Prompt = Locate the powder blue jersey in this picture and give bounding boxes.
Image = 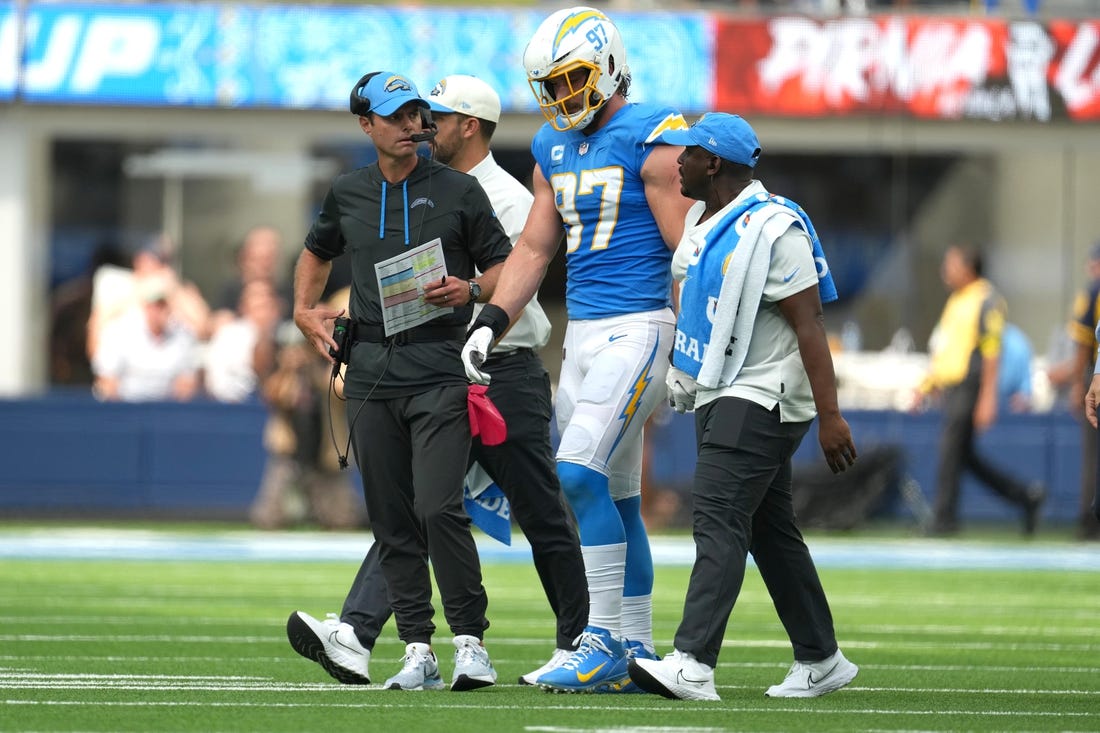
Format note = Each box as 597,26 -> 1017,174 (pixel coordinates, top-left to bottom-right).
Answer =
531,103 -> 687,320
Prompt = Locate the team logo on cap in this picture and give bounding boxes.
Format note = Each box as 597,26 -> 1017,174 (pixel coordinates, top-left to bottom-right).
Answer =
384,76 -> 413,93
430,79 -> 447,97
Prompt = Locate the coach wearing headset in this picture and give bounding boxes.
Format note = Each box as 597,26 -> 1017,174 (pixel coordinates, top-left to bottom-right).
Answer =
291,70 -> 511,691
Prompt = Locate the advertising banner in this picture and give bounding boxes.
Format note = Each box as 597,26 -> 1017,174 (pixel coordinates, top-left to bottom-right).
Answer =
714,15 -> 1100,122
0,3 -> 711,112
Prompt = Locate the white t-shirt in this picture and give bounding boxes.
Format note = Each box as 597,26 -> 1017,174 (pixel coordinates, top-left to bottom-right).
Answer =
671,182 -> 820,422
92,307 -> 200,402
204,318 -> 260,402
467,153 -> 552,353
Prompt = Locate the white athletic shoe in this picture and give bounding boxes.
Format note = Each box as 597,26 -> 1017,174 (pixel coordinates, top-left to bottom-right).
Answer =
286,611 -> 370,684
518,648 -> 572,686
450,635 -> 497,691
384,642 -> 445,691
765,649 -> 859,698
627,649 -> 720,701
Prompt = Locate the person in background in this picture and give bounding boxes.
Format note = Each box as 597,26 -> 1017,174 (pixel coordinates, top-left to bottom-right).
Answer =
87,234 -> 212,358
286,74 -> 588,688
291,70 -> 511,692
1080,319 -> 1100,527
624,112 -> 859,702
460,6 -> 694,693
204,278 -> 283,403
997,322 -> 1033,414
914,244 -> 1046,536
49,241 -> 130,387
212,225 -> 288,331
1048,241 -> 1100,540
91,275 -> 201,402
249,317 -> 364,531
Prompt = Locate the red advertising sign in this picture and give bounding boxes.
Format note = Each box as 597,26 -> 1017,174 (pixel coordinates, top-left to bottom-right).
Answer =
714,15 -> 1100,122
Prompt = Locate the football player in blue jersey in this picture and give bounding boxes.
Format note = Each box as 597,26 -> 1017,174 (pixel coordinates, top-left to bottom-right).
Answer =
461,6 -> 693,693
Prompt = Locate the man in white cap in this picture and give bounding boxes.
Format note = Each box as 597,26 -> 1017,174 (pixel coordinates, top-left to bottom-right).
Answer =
287,74 -> 589,689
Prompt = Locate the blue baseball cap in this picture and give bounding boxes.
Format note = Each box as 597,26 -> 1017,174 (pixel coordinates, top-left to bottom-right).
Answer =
357,72 -> 429,116
657,113 -> 761,168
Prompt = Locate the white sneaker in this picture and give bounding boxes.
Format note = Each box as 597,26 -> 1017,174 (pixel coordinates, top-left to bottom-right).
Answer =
451,634 -> 496,691
384,642 -> 445,691
286,611 -> 370,684
518,648 -> 572,686
627,649 -> 720,701
765,649 -> 858,698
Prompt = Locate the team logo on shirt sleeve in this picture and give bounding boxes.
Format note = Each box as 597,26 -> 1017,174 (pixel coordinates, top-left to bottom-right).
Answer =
644,113 -> 689,144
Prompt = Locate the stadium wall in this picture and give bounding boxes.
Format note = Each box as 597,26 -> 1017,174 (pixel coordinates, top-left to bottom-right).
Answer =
0,396 -> 1083,528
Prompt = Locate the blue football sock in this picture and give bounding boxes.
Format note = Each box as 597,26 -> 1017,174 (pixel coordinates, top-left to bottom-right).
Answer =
557,461 -> 624,545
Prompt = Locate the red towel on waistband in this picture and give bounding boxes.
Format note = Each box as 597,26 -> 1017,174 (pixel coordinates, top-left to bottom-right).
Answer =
467,384 -> 507,446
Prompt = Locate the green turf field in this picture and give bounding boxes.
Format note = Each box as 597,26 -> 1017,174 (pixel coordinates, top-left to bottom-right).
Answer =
2,526 -> 1098,732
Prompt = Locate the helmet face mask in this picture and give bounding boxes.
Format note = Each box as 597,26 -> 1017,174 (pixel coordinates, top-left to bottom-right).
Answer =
523,7 -> 626,132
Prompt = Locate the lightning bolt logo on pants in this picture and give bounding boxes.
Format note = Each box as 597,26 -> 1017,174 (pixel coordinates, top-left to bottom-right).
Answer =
609,337 -> 659,454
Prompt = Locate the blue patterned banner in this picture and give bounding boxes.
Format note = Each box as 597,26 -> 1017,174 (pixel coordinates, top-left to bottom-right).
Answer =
0,3 -> 711,111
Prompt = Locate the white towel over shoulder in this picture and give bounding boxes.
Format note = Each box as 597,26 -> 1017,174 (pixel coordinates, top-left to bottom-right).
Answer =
695,204 -> 801,389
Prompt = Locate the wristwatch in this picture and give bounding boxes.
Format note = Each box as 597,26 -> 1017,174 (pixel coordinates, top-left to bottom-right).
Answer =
467,280 -> 482,305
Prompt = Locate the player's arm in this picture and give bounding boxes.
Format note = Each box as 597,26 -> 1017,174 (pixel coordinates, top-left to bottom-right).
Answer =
641,144 -> 693,250
473,262 -> 504,303
487,163 -> 564,322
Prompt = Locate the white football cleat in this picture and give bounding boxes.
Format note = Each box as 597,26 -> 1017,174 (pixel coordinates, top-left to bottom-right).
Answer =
765,649 -> 858,698
628,649 -> 720,701
384,642 -> 445,691
450,635 -> 497,691
286,611 -> 370,684
518,648 -> 572,686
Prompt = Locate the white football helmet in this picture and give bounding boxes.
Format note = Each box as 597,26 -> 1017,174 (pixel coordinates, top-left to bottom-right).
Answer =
522,6 -> 628,132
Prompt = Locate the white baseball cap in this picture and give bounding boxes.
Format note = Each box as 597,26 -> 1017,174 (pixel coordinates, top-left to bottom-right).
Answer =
427,74 -> 501,123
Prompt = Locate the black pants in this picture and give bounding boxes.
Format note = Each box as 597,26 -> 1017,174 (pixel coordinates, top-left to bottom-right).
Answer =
347,384 -> 488,644
344,350 -> 588,650
674,397 -> 837,669
932,380 -> 1032,530
1077,374 -> 1100,535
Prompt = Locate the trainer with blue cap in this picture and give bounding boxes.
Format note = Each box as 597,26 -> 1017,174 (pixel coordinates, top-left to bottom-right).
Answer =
287,70 -> 513,693
627,112 -> 861,701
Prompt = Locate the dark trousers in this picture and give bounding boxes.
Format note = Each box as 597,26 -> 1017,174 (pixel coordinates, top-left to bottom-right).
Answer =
932,380 -> 1031,529
1078,388 -> 1100,536
674,397 -> 837,669
347,385 -> 488,644
1094,426 -> 1100,522
343,351 -> 588,650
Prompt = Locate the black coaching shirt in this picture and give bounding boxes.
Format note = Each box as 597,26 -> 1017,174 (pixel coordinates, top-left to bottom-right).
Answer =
305,157 -> 512,399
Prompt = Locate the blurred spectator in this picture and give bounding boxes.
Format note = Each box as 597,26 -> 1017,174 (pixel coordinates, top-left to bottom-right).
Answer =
249,318 -> 363,531
87,233 -> 213,358
49,241 -> 130,386
212,225 -> 289,332
912,245 -> 1045,536
1046,241 -> 1100,540
998,322 -> 1033,414
203,279 -> 283,403
91,275 -> 201,402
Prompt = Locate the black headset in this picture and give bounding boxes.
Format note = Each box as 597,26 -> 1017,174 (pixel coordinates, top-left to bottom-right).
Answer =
349,71 -> 437,142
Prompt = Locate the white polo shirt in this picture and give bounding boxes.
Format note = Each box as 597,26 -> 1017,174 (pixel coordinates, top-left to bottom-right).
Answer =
467,153 -> 551,354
